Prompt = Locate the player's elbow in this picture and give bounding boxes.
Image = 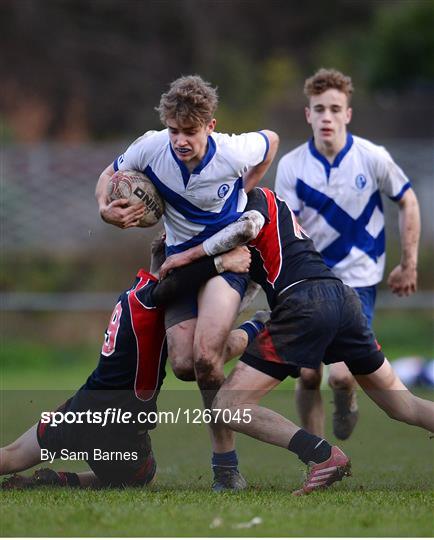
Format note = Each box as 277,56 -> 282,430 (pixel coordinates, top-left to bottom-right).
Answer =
241,220 -> 259,242
95,174 -> 104,199
96,164 -> 115,200
261,130 -> 279,159
398,188 -> 419,211
239,211 -> 264,242
262,129 -> 279,146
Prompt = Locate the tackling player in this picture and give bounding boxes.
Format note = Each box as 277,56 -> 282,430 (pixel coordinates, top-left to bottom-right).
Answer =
274,68 -> 421,440
0,247 -> 254,489
95,75 -> 279,490
160,187 -> 433,495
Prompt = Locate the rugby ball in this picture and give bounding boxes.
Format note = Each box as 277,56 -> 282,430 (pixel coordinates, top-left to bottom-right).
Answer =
107,170 -> 165,227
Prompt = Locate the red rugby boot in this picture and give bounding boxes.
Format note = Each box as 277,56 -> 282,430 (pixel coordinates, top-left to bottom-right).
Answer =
293,446 -> 351,495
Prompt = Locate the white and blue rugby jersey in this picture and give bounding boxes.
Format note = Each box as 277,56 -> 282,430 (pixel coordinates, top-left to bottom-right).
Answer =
114,129 -> 269,254
275,134 -> 411,287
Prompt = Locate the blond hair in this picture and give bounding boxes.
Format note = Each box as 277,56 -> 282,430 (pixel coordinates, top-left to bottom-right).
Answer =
304,69 -> 354,104
157,75 -> 218,127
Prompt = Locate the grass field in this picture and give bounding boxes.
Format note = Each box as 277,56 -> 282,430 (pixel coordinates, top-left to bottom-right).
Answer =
1,310 -> 433,537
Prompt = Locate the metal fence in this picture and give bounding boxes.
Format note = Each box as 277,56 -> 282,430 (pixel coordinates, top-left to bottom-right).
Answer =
1,290 -> 433,312
1,138 -> 433,252
1,139 -> 433,311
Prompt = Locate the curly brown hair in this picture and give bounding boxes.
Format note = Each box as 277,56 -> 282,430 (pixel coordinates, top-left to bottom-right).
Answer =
304,69 -> 354,104
156,75 -> 218,127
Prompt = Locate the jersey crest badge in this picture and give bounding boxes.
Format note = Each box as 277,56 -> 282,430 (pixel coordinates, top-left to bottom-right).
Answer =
218,184 -> 230,198
355,174 -> 367,190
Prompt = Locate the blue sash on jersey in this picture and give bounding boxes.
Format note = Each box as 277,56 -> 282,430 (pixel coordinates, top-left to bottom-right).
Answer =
145,166 -> 245,254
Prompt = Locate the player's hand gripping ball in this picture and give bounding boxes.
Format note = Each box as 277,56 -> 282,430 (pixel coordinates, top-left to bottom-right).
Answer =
107,170 -> 165,227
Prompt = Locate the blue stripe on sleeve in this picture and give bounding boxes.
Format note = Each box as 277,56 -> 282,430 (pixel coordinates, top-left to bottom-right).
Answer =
389,182 -> 411,202
257,131 -> 270,162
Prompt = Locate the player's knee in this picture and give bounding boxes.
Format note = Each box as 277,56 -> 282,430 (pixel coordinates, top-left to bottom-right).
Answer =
168,347 -> 194,381
171,362 -> 195,382
168,344 -> 192,363
300,368 -> 322,390
328,372 -> 355,390
194,354 -> 215,381
193,341 -> 221,379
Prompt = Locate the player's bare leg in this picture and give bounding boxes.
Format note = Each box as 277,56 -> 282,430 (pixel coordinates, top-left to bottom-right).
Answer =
225,309 -> 270,361
224,329 -> 248,361
151,231 -> 198,381
355,359 -> 434,432
213,361 -> 351,494
328,361 -> 359,440
193,276 -> 246,490
0,425 -> 97,489
0,424 -> 41,475
213,361 -> 298,444
194,277 -> 241,448
296,367 -> 325,437
167,313 -> 266,384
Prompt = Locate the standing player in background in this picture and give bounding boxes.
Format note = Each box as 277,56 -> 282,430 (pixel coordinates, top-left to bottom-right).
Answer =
95,75 -> 279,490
275,69 -> 421,440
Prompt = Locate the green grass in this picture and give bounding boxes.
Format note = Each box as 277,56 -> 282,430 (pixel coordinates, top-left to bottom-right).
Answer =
1,388 -> 433,537
1,488 -> 432,537
1,310 -> 433,536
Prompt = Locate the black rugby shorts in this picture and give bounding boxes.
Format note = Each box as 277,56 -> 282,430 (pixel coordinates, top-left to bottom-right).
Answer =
36,390 -> 156,486
241,279 -> 384,380
164,270 -> 249,329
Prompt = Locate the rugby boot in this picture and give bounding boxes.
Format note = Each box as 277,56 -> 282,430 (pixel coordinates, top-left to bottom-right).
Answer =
33,468 -> 68,486
212,467 -> 247,492
0,468 -> 65,489
0,473 -> 37,489
332,389 -> 359,440
293,446 -> 351,495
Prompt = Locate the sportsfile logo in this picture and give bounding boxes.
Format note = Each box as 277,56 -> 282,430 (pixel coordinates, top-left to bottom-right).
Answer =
40,407 -> 253,427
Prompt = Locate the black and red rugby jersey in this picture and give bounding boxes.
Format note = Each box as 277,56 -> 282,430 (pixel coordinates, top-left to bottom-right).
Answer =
84,270 -> 166,402
246,188 -> 336,308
